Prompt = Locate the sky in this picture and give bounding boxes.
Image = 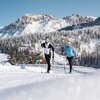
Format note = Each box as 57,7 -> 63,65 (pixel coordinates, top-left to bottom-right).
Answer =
0,0 -> 100,26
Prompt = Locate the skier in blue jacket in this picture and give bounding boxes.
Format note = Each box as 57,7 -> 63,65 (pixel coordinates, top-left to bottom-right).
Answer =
64,42 -> 77,73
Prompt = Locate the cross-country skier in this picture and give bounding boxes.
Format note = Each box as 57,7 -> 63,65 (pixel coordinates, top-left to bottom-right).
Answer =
41,37 -> 54,73
64,42 -> 77,73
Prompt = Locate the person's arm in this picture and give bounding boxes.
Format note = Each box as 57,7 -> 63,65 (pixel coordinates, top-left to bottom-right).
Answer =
72,47 -> 77,58
64,46 -> 67,56
41,43 -> 45,48
49,44 -> 54,58
63,46 -> 68,64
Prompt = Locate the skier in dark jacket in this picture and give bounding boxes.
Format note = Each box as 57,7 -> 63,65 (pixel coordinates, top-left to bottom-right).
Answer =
64,42 -> 77,73
41,37 -> 54,73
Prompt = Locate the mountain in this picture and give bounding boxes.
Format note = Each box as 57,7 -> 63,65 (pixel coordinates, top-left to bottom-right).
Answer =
0,26 -> 4,29
0,14 -> 67,37
63,14 -> 96,25
0,14 -> 97,37
59,16 -> 99,31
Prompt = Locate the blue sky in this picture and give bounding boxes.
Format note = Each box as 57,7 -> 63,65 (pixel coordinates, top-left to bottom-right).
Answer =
0,0 -> 100,26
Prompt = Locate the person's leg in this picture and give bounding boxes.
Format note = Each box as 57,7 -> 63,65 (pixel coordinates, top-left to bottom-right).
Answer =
45,54 -> 51,73
67,57 -> 74,73
67,57 -> 71,72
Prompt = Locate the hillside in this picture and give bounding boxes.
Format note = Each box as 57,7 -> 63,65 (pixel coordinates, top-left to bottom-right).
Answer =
0,14 -> 96,37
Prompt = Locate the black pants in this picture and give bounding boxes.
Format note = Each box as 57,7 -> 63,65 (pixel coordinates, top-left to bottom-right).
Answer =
67,56 -> 74,73
45,54 -> 51,73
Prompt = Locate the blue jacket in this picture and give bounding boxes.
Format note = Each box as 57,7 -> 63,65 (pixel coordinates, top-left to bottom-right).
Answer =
64,45 -> 76,57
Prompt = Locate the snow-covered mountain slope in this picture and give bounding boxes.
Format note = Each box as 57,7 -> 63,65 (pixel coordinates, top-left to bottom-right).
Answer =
0,14 -> 97,37
63,14 -> 96,25
0,52 -> 10,65
0,26 -> 4,29
0,14 -> 67,37
59,16 -> 100,31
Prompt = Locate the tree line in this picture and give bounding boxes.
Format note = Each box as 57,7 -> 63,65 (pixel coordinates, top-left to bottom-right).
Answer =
0,26 -> 100,67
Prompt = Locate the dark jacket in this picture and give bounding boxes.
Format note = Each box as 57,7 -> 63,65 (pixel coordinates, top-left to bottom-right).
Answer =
41,42 -> 54,55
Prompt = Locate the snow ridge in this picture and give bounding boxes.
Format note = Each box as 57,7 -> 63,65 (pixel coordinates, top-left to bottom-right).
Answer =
0,14 -> 97,37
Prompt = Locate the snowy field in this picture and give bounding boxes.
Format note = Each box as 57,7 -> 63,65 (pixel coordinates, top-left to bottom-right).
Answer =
0,53 -> 100,100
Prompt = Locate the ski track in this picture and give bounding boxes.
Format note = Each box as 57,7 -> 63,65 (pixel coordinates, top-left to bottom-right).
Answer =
0,70 -> 100,100
0,64 -> 96,91
0,61 -> 97,91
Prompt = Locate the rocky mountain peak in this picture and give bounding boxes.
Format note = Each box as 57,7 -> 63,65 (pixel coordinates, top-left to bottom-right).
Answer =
63,14 -> 96,25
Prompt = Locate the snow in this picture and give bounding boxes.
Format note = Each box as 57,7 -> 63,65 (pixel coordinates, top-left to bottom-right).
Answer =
89,39 -> 99,52
0,14 -> 70,37
0,64 -> 99,100
1,14 -> 97,37
0,53 -> 8,63
86,16 -> 97,20
0,20 -> 68,37
0,26 -> 4,29
0,52 -> 100,100
80,39 -> 100,53
16,19 -> 68,35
